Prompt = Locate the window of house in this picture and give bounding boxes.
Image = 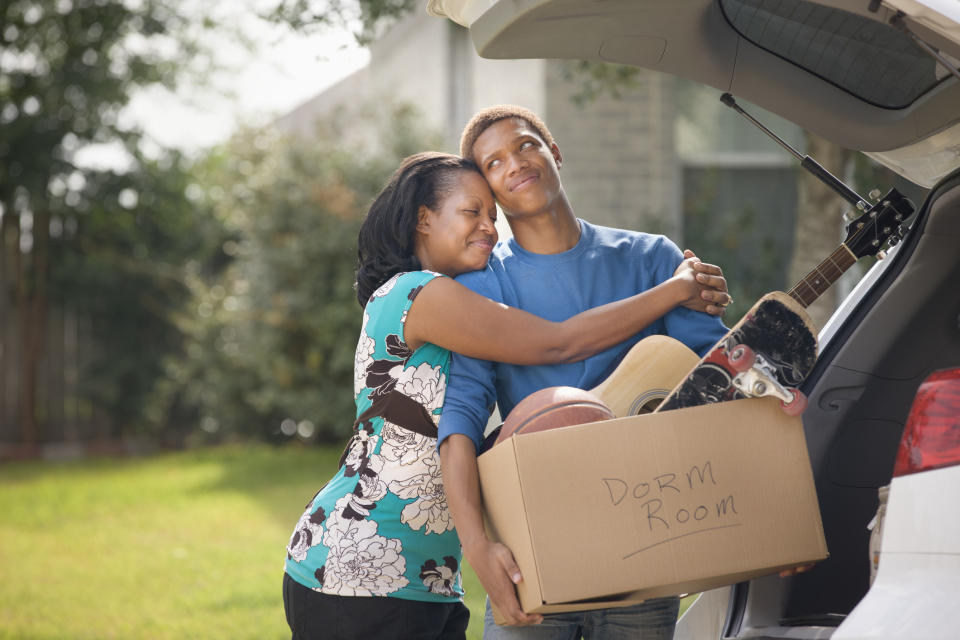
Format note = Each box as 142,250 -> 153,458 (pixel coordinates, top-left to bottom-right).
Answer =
676,80 -> 802,318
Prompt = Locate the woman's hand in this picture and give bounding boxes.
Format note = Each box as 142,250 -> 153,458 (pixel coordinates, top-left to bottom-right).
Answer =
672,249 -> 732,316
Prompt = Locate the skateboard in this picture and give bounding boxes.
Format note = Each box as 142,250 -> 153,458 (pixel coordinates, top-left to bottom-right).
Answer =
654,291 -> 818,416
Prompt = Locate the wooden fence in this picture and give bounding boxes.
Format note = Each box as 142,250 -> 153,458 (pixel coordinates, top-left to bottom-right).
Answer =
1,282 -> 110,459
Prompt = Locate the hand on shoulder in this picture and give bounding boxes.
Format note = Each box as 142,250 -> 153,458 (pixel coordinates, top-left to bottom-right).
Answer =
672,249 -> 733,316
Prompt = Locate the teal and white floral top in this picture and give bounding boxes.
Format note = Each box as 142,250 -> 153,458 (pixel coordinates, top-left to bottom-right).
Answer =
284,270 -> 463,602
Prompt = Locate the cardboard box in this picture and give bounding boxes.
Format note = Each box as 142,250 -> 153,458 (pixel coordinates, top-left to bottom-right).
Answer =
478,397 -> 828,617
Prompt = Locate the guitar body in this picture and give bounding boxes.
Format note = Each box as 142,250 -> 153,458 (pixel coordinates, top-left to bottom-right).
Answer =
589,335 -> 700,416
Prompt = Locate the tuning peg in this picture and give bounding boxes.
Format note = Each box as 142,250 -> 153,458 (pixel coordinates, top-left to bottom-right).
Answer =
843,210 -> 857,224
889,226 -> 907,246
869,188 -> 883,201
876,250 -> 887,260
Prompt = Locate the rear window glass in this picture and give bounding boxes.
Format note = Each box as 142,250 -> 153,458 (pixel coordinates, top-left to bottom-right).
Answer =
719,0 -> 946,108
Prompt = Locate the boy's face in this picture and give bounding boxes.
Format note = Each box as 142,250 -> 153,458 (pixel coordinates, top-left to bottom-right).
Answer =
472,117 -> 563,219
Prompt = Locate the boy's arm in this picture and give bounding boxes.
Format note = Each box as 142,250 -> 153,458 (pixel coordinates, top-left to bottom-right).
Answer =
437,269 -> 542,626
439,434 -> 543,626
439,354 -> 542,625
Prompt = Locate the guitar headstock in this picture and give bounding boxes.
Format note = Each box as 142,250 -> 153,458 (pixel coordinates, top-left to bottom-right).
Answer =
843,188 -> 916,259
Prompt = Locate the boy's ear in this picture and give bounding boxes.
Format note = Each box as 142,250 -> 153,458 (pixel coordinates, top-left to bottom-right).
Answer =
550,143 -> 563,168
416,205 -> 432,233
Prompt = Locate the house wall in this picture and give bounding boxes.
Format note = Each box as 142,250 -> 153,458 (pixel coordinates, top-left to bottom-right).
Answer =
273,10 -> 683,237
367,10 -> 450,130
543,63 -> 682,239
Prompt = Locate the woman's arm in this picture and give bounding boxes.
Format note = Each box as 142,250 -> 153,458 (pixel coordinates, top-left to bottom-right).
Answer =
404,259 -> 727,365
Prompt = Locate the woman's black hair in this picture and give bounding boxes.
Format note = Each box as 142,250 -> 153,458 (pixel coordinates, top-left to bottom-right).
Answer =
355,151 -> 479,306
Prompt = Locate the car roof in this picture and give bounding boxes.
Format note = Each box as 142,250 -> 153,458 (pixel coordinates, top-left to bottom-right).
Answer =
428,0 -> 960,187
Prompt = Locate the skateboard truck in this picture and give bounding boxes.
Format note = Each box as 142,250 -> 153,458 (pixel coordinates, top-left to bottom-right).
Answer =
729,345 -> 808,416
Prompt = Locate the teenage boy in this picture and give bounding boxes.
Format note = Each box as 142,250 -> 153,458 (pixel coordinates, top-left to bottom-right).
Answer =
438,105 -> 731,639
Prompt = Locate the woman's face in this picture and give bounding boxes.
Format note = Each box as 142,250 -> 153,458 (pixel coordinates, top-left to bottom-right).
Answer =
416,170 -> 498,277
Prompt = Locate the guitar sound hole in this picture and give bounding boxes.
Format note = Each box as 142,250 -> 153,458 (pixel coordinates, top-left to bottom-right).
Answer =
639,398 -> 662,414
632,397 -> 664,415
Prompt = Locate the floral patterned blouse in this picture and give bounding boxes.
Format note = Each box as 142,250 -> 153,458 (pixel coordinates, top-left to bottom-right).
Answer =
285,271 -> 463,602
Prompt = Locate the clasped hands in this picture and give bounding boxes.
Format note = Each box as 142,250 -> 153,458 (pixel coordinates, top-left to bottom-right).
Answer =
674,249 -> 733,316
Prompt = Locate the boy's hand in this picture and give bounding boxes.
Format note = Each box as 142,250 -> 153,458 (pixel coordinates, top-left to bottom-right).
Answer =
779,563 -> 815,578
674,249 -> 732,316
464,539 -> 543,626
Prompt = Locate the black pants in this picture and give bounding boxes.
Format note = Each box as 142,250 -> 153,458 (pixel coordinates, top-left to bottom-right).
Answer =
283,573 -> 469,640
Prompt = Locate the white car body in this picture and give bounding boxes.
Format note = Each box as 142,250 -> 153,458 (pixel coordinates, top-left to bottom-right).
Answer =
832,466 -> 960,640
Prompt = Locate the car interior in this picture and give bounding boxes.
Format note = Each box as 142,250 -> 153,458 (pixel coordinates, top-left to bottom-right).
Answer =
724,164 -> 960,636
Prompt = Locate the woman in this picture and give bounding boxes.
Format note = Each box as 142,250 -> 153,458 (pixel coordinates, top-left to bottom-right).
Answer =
283,152 -> 728,639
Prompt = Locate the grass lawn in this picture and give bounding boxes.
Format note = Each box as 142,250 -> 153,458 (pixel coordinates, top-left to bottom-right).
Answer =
0,444 -> 694,639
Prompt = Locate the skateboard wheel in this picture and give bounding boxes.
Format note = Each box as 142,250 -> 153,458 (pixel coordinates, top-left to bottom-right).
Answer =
780,390 -> 808,416
729,344 -> 756,372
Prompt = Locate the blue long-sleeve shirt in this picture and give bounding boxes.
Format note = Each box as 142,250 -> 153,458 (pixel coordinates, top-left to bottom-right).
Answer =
437,219 -> 728,452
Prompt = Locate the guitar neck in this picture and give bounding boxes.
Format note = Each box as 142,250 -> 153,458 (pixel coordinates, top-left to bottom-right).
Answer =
787,245 -> 857,308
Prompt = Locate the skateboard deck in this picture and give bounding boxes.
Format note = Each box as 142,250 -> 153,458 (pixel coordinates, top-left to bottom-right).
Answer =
655,291 -> 818,415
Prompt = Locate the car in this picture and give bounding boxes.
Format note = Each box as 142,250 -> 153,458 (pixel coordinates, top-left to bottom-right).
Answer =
427,1 -> 960,638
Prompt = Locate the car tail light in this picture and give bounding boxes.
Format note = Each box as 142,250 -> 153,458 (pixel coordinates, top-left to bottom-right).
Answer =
893,368 -> 960,477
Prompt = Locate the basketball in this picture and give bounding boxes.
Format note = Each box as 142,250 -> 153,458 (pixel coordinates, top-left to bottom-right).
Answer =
495,386 -> 615,446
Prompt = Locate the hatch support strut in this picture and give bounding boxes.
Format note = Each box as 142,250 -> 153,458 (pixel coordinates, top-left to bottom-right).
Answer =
870,2 -> 960,82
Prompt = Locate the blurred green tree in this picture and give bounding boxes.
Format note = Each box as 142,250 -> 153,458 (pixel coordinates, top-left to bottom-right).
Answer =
149,104 -> 442,444
1,0 -> 445,450
263,0 -> 417,44
55,150 -> 226,440
0,0 -> 224,449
